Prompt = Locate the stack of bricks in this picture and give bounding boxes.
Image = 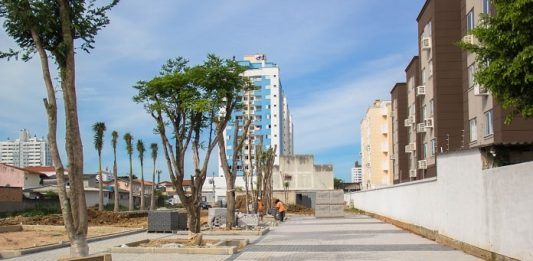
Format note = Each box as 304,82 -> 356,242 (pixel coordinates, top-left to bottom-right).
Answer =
148,211 -> 187,232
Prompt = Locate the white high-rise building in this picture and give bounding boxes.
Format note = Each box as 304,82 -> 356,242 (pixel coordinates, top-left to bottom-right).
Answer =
351,161 -> 362,183
218,54 -> 293,177
0,129 -> 52,167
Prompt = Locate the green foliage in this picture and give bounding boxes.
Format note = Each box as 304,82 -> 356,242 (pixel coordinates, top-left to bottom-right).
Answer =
14,205 -> 61,217
334,178 -> 344,189
92,122 -> 106,153
111,130 -> 118,149
136,139 -> 145,162
0,0 -> 119,64
123,133 -> 133,155
43,190 -> 59,199
150,143 -> 158,161
460,0 -> 533,123
103,203 -> 127,211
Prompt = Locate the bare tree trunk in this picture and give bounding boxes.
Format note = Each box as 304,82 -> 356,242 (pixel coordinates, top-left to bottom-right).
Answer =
58,0 -> 89,255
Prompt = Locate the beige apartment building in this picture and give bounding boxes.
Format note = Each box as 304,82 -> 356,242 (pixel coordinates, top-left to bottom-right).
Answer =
360,100 -> 392,189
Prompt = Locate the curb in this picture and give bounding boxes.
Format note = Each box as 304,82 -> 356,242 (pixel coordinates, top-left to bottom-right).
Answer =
0,228 -> 146,259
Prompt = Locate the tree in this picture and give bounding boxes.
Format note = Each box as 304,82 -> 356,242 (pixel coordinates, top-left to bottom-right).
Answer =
92,122 -> 106,211
460,0 -> 533,123
123,133 -> 134,211
150,143 -> 158,210
136,139 -> 146,210
0,0 -> 119,256
218,117 -> 252,228
133,55 -> 250,240
334,178 -> 344,190
111,130 -> 120,212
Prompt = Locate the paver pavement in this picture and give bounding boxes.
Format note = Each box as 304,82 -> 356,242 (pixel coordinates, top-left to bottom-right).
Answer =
10,214 -> 480,261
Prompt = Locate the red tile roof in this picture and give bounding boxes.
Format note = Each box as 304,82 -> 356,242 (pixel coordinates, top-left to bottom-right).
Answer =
0,163 -> 47,176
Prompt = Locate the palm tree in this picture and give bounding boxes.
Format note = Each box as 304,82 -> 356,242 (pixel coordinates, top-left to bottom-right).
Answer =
123,133 -> 134,211
136,139 -> 146,210
150,143 -> 158,210
111,131 -> 120,212
92,122 -> 106,211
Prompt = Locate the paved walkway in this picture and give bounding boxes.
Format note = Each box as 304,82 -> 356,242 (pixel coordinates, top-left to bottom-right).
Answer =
11,214 -> 480,261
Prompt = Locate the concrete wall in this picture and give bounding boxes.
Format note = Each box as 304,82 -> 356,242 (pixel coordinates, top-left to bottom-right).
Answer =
348,149 -> 533,261
273,155 -> 333,191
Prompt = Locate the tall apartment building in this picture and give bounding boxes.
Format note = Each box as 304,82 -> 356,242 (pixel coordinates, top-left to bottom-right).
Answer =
0,129 -> 52,167
360,100 -> 392,189
351,161 -> 362,184
461,0 -> 533,166
390,82 -> 409,183
219,54 -> 293,176
408,0 -> 464,178
388,0 -> 533,185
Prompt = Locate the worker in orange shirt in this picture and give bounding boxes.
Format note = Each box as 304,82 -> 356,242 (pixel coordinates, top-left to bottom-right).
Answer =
274,199 -> 287,222
257,197 -> 265,221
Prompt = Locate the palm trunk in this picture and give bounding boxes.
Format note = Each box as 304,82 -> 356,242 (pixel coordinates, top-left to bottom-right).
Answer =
113,149 -> 119,212
140,162 -> 145,211
128,155 -> 133,211
150,159 -> 156,210
98,154 -> 103,211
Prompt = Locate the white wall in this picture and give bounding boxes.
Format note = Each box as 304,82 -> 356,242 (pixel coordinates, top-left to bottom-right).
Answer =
348,149 -> 533,261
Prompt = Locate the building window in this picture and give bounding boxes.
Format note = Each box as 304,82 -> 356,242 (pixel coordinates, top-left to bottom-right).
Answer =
467,9 -> 475,32
421,67 -> 427,83
482,0 -> 491,14
426,21 -> 432,36
423,143 -> 428,159
468,63 -> 476,88
422,104 -> 427,120
469,118 -> 478,142
428,60 -> 433,77
431,139 -> 436,155
484,110 -> 494,136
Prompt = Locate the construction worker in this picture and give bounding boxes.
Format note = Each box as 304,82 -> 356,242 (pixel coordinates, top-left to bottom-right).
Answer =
257,197 -> 265,221
274,199 -> 287,222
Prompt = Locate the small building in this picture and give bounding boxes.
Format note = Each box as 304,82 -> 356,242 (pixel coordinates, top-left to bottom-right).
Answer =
272,155 -> 334,205
0,163 -> 47,189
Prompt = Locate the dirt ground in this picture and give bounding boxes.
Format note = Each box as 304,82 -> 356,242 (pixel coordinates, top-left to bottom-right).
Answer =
0,209 -> 148,227
0,208 -> 245,251
0,225 -> 136,250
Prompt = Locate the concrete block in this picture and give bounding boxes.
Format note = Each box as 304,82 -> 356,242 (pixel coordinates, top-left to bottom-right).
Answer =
330,190 -> 344,204
237,213 -> 259,227
0,225 -> 22,233
208,208 -> 229,227
314,205 -> 330,218
315,191 -> 330,205
329,205 -> 345,217
148,211 -> 187,232
57,253 -> 112,261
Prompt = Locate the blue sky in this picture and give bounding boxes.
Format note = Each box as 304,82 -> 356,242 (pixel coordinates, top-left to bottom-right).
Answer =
0,0 -> 425,182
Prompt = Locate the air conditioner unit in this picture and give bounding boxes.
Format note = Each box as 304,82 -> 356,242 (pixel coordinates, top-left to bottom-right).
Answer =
424,118 -> 434,128
390,154 -> 396,160
409,169 -> 417,177
404,118 -> 412,127
409,115 -> 416,123
474,84 -> 489,96
405,143 -> 416,153
416,85 -> 426,96
418,160 -> 428,170
462,34 -> 475,45
417,123 -> 426,133
421,37 -> 432,50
